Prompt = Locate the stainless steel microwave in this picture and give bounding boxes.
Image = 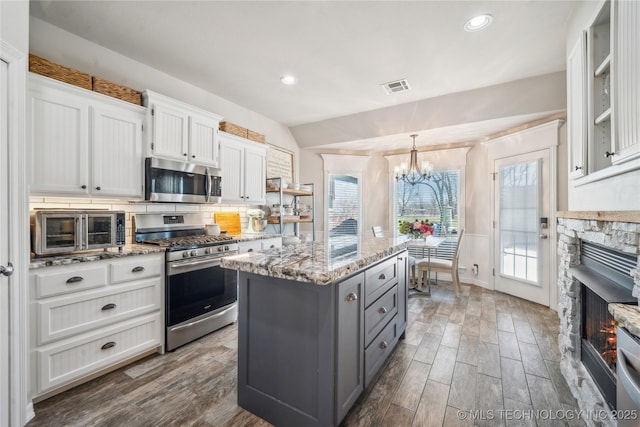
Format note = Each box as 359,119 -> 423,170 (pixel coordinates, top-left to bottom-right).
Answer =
30,210 -> 126,256
144,157 -> 222,204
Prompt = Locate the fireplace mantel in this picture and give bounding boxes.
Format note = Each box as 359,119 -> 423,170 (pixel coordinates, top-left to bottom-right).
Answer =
557,211 -> 640,223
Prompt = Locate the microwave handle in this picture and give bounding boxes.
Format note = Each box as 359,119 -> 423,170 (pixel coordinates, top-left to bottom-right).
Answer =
80,214 -> 88,250
205,167 -> 212,203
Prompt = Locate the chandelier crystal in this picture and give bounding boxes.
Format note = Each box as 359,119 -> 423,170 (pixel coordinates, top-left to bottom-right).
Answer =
394,134 -> 432,185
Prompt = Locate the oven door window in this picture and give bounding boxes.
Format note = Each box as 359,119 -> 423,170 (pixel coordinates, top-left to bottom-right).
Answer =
167,265 -> 237,326
43,217 -> 77,249
150,167 -> 207,197
86,215 -> 114,246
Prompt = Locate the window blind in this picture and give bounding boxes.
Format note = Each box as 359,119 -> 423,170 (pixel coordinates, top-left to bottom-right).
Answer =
328,174 -> 360,236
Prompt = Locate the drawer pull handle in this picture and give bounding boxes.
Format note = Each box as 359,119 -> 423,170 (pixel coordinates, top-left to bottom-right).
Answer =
270,245 -> 275,248
346,292 -> 358,302
101,341 -> 116,350
101,303 -> 117,311
378,306 -> 388,315
378,273 -> 386,280
131,266 -> 145,273
66,276 -> 84,284
379,341 -> 388,349
248,248 -> 254,252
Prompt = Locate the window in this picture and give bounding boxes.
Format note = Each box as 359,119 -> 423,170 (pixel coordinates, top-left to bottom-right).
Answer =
327,173 -> 361,260
394,170 -> 461,260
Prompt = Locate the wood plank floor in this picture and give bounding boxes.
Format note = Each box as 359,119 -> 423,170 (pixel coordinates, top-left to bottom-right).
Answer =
27,282 -> 584,427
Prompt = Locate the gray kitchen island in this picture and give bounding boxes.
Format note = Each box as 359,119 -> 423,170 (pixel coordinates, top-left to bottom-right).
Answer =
221,235 -> 409,427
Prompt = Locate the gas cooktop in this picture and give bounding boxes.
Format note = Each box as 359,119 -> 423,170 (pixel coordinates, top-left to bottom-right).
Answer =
142,234 -> 236,250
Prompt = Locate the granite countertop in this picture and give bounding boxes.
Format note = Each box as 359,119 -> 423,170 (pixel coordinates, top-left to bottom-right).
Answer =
29,244 -> 166,269
609,303 -> 640,338
220,234 -> 409,285
232,233 -> 282,242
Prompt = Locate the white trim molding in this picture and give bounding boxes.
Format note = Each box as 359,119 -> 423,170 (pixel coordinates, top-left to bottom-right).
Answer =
1,40 -> 33,425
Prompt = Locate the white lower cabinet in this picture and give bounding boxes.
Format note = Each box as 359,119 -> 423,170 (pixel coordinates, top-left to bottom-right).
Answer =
237,237 -> 282,254
30,254 -> 163,399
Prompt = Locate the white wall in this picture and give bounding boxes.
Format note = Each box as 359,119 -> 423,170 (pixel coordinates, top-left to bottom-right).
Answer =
28,17 -> 300,172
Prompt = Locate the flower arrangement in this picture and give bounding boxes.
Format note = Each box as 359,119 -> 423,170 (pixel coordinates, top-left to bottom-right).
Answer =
398,219 -> 434,239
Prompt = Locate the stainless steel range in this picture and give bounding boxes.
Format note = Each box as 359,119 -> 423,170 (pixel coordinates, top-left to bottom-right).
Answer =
135,213 -> 238,351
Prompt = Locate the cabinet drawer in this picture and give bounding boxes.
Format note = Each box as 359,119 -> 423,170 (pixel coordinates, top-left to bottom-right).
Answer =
364,285 -> 398,348
36,278 -> 161,345
110,254 -> 163,284
239,241 -> 262,253
32,264 -> 108,299
35,313 -> 161,395
364,315 -> 398,388
364,257 -> 397,307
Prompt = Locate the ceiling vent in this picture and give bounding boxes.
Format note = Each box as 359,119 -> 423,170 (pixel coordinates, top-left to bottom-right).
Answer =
381,79 -> 410,94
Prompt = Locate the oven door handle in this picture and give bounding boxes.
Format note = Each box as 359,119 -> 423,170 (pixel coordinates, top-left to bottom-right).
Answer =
169,304 -> 237,332
170,258 -> 223,269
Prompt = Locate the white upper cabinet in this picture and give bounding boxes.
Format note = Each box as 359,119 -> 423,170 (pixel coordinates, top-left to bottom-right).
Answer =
219,131 -> 267,204
612,0 -> 640,164
144,91 -> 222,167
567,0 -> 640,182
29,73 -> 145,198
568,33 -> 587,179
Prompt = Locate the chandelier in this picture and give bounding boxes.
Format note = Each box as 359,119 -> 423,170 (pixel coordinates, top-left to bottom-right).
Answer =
394,134 -> 432,185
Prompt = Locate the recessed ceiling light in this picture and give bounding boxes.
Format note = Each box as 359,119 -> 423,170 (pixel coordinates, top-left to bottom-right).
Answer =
280,74 -> 297,85
464,14 -> 493,32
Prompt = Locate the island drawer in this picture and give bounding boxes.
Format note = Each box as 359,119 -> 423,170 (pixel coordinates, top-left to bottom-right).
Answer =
364,285 -> 398,348
364,314 -> 398,387
364,257 -> 397,307
32,263 -> 108,299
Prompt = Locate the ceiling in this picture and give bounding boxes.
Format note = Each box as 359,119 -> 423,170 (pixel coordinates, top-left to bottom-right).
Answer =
30,1 -> 576,149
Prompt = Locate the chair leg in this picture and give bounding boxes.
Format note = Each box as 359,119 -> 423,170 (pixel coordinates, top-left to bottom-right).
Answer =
453,268 -> 460,296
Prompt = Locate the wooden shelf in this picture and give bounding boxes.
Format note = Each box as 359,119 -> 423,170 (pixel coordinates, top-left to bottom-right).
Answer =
594,108 -> 611,125
594,53 -> 611,77
266,186 -> 313,196
267,217 -> 313,224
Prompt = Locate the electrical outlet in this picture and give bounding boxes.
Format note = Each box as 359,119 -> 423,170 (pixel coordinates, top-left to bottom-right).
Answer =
472,264 -> 479,276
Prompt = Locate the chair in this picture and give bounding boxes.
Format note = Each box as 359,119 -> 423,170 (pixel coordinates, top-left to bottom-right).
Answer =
371,226 -> 384,237
416,230 -> 464,295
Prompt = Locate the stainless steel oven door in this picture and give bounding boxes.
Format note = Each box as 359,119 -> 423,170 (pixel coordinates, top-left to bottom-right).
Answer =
165,254 -> 238,350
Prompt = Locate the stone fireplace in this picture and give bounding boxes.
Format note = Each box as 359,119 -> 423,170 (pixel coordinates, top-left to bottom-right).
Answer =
557,212 -> 640,427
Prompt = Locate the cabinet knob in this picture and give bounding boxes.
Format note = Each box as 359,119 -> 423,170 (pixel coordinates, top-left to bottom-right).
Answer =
379,341 -> 388,349
81,185 -> 87,189
346,292 -> 358,302
378,273 -> 386,280
101,303 -> 117,311
270,245 -> 275,249
183,153 -> 188,156
605,151 -> 615,158
66,276 -> 84,284
101,341 -> 116,350
192,155 -> 196,158
247,248 -> 253,252
95,186 -> 101,191
378,306 -> 388,315
574,166 -> 583,171
132,266 -> 145,273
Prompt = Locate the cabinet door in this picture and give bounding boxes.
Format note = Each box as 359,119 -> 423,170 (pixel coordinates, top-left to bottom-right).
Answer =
244,144 -> 267,203
613,0 -> 640,164
29,85 -> 89,195
568,34 -> 587,179
219,139 -> 245,203
336,272 -> 364,425
151,103 -> 189,161
92,105 -> 144,198
189,114 -> 219,166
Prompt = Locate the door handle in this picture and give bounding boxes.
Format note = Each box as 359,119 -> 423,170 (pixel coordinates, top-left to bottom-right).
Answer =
539,234 -> 548,239
0,263 -> 13,277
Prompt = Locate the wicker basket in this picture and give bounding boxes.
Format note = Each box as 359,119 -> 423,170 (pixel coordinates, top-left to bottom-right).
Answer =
247,129 -> 266,143
92,76 -> 142,105
29,54 -> 92,90
220,121 -> 248,138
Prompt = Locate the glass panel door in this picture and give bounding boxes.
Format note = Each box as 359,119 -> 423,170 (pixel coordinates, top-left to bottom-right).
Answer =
43,216 -> 77,250
499,161 -> 540,284
86,215 -> 114,246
